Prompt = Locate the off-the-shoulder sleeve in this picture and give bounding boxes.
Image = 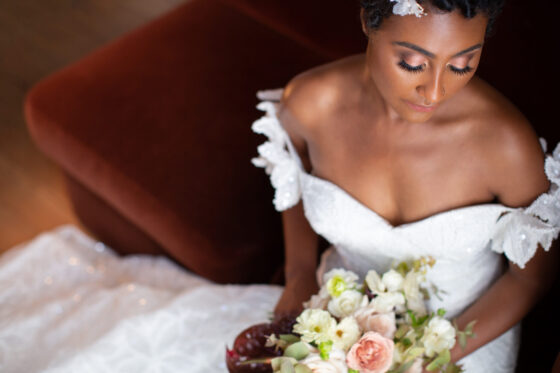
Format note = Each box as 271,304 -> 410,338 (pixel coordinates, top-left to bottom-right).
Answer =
251,90 -> 303,211
491,142 -> 560,268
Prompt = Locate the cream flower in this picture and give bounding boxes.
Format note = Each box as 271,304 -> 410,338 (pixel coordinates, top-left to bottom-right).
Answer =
371,292 -> 405,314
294,309 -> 337,344
322,269 -> 360,298
365,270 -> 386,294
331,317 -> 361,351
382,269 -> 404,292
420,317 -> 456,358
304,294 -> 330,310
300,349 -> 347,373
402,271 -> 427,316
328,290 -> 365,318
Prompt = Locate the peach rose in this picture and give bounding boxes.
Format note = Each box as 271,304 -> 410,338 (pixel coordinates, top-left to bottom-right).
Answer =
346,332 -> 394,373
354,311 -> 396,339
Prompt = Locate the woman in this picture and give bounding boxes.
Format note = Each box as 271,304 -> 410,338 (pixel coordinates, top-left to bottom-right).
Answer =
251,0 -> 558,370
0,1 -> 557,372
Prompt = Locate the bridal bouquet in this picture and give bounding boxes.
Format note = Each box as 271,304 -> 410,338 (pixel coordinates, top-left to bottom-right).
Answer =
227,258 -> 475,373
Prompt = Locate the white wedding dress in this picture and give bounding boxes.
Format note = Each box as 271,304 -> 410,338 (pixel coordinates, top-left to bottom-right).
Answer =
1,90 -> 559,373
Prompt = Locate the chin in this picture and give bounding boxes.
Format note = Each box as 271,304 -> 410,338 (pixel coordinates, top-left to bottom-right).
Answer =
396,107 -> 434,123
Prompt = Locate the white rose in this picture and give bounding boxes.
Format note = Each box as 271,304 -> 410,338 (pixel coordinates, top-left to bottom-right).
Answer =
371,291 -> 405,314
365,270 -> 386,293
322,269 -> 360,298
293,309 -> 337,344
322,268 -> 359,288
382,269 -> 404,292
327,290 -> 365,318
331,316 -> 361,351
304,294 -> 330,310
421,317 -> 456,358
403,271 -> 427,316
300,349 -> 347,373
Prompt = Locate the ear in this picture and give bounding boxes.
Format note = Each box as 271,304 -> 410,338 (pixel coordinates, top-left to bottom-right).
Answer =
360,8 -> 370,37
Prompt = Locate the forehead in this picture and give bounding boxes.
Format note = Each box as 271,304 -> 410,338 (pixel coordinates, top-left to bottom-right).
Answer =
373,9 -> 488,55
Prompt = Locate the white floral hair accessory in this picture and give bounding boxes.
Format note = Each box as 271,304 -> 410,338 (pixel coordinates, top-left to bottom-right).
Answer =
391,0 -> 427,17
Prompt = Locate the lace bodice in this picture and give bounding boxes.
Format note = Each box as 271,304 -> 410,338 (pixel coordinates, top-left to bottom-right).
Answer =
252,90 -> 560,270
252,89 -> 560,371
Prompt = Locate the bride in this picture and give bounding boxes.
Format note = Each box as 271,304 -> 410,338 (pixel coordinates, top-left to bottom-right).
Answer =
263,0 -> 559,370
0,0 -> 558,372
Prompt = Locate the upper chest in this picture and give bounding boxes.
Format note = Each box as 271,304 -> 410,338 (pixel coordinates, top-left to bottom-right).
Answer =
304,114 -> 494,225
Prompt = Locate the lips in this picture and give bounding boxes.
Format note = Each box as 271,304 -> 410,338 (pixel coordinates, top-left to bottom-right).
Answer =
405,100 -> 438,113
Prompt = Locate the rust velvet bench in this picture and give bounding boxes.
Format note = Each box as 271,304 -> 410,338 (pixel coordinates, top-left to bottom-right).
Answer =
23,0 -> 364,284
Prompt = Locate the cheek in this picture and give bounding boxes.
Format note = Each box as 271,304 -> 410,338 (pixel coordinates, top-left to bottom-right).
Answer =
444,74 -> 475,97
371,55 -> 417,99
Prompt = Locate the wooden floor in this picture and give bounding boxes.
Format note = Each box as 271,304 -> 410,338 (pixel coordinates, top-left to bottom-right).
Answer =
0,0 -> 185,252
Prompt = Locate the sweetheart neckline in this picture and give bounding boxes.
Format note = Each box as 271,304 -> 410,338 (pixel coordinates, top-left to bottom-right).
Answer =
274,108 -> 511,229
301,171 -> 510,229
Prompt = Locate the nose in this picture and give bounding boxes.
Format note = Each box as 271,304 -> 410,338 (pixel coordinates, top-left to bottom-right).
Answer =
417,70 -> 445,105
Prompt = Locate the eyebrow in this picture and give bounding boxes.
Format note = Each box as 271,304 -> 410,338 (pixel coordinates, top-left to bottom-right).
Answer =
392,41 -> 483,58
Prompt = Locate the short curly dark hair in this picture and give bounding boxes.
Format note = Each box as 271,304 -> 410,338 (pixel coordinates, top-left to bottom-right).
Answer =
360,0 -> 505,37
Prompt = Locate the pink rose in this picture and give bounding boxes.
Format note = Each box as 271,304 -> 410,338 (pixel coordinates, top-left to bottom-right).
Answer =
346,332 -> 394,373
355,311 -> 397,339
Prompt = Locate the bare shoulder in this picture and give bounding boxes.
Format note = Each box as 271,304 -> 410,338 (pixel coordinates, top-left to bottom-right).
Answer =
276,55 -> 362,168
466,77 -> 549,207
279,55 -> 362,133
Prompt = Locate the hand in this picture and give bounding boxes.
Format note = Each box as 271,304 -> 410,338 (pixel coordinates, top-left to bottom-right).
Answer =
274,273 -> 318,320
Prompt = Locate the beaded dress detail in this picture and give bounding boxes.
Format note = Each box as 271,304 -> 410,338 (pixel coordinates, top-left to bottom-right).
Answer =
252,89 -> 560,372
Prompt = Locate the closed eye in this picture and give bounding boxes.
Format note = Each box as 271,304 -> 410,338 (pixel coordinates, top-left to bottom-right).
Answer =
449,65 -> 473,76
398,60 -> 424,73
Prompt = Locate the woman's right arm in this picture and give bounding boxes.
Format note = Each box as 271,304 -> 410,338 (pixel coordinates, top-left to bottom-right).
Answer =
273,78 -> 322,318
274,201 -> 320,318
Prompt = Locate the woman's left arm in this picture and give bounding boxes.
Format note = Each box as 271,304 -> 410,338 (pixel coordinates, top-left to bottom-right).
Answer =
449,239 -> 558,362
450,119 -> 559,362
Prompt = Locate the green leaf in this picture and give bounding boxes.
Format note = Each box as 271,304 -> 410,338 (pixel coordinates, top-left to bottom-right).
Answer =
395,325 -> 410,339
407,310 -> 418,325
444,363 -> 464,373
395,262 -> 410,276
458,333 -> 467,350
284,341 -> 310,361
241,357 -> 274,366
426,349 -> 451,371
405,347 -> 425,360
348,369 -> 360,373
294,364 -> 313,373
465,320 -> 477,335
271,357 -> 298,371
318,340 -> 333,360
437,308 -> 446,317
389,360 -> 415,373
281,359 -> 296,373
280,334 -> 301,344
401,338 -> 412,347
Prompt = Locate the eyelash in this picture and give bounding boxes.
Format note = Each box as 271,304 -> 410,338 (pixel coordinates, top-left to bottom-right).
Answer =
397,60 -> 473,76
398,60 -> 424,74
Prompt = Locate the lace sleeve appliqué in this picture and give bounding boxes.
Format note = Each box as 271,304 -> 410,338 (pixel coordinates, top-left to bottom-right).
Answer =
251,97 -> 302,212
491,142 -> 560,268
